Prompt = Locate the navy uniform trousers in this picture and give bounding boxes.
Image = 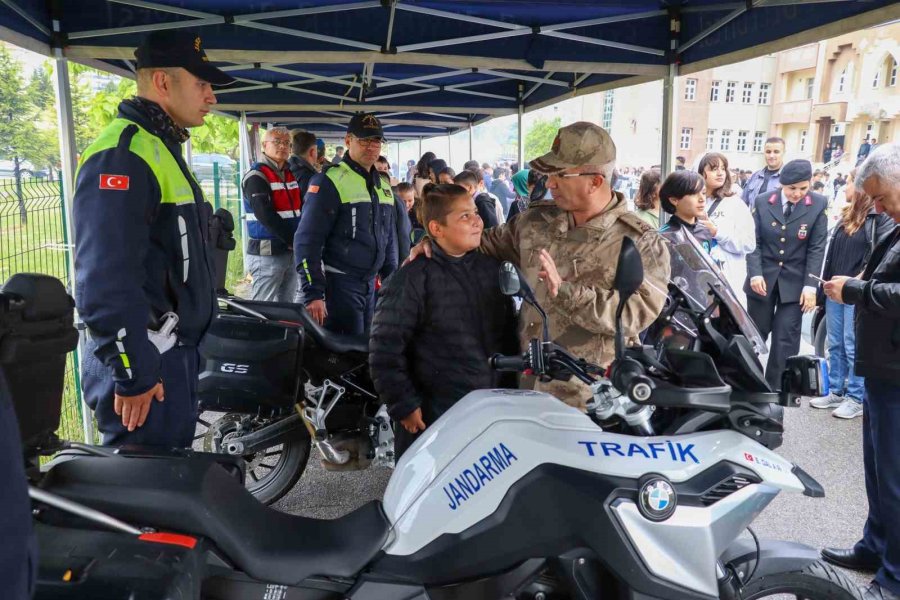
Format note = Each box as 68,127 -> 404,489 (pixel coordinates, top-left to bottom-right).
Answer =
324,272 -> 377,336
82,339 -> 200,447
857,377 -> 900,596
0,371 -> 36,600
747,281 -> 803,390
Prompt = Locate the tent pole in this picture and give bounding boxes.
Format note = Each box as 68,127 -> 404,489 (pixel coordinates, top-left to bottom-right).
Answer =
53,43 -> 94,443
661,62 -> 676,174
447,133 -> 452,168
239,111 -> 250,257
418,137 -> 422,158
517,103 -> 524,169
468,122 -> 473,161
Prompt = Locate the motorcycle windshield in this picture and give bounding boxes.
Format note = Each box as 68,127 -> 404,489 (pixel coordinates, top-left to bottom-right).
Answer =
659,226 -> 767,354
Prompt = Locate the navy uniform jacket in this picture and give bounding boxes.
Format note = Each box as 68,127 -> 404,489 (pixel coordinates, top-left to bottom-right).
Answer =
294,156 -> 397,302
745,189 -> 827,303
74,101 -> 216,397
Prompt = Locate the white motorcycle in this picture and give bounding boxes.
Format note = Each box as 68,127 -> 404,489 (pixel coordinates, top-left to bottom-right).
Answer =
19,238 -> 859,599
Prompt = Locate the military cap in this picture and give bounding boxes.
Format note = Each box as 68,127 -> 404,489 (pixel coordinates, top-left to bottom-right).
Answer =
780,159 -> 813,186
529,122 -> 616,175
134,30 -> 234,86
347,113 -> 385,140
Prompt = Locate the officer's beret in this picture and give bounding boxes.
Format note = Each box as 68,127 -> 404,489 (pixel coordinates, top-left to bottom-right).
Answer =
780,159 -> 812,186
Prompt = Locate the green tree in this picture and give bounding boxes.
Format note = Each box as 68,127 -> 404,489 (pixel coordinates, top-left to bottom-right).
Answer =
190,113 -> 239,158
524,116 -> 561,163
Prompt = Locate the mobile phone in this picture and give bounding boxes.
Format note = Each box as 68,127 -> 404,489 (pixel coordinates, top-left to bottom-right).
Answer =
808,273 -> 825,284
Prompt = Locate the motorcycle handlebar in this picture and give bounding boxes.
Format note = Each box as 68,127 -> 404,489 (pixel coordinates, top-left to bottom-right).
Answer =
490,354 -> 528,372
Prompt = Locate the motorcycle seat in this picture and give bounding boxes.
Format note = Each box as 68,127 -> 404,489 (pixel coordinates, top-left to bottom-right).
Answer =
296,305 -> 369,354
39,454 -> 390,586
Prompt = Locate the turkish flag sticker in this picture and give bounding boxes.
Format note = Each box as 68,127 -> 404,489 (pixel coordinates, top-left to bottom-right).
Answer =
99,174 -> 130,190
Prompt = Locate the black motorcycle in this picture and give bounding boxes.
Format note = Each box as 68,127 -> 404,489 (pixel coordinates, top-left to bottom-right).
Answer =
194,297 -> 394,504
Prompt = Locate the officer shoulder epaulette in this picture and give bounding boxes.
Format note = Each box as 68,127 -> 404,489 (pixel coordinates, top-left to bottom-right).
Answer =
616,210 -> 654,235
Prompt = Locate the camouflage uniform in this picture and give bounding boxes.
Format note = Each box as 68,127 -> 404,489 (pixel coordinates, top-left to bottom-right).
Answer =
480,192 -> 670,408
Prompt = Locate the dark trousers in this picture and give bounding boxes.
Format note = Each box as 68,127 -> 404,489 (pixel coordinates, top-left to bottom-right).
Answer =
856,378 -> 900,595
747,282 -> 802,390
82,343 -> 200,447
0,373 -> 36,600
324,272 -> 376,336
394,426 -> 420,460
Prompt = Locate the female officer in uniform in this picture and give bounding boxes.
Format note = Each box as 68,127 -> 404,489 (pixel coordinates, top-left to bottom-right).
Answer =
745,159 -> 828,390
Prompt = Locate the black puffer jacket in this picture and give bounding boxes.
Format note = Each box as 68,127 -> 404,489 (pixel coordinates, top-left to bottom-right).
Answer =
844,225 -> 900,381
369,245 -> 518,423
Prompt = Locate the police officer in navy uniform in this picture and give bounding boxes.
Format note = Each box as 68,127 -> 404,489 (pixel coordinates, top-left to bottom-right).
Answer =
745,159 -> 827,390
73,31 -> 234,446
294,114 -> 397,335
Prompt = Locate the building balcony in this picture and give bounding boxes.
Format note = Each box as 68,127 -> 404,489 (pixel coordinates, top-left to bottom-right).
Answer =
772,99 -> 812,124
811,101 -> 848,122
776,45 -> 818,73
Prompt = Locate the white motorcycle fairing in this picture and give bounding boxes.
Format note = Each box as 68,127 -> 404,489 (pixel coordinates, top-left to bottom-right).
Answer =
375,389 -> 814,597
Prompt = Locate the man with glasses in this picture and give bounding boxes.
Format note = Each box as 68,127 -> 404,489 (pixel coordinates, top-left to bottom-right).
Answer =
241,126 -> 302,302
295,113 -> 397,334
410,122 -> 670,408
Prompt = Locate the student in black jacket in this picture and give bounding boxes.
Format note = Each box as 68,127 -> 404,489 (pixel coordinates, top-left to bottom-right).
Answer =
454,169 -> 499,229
369,184 -> 518,458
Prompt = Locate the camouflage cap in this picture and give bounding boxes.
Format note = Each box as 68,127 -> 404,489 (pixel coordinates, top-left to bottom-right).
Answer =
529,121 -> 616,175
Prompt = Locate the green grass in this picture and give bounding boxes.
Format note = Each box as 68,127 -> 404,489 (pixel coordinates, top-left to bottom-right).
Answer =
1,177 -> 247,444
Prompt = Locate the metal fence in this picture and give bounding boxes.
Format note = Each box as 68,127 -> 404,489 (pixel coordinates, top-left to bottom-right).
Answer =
0,163 -> 245,444
0,173 -> 86,442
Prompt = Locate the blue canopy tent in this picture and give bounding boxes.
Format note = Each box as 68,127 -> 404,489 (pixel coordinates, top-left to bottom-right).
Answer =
1,0 -> 897,439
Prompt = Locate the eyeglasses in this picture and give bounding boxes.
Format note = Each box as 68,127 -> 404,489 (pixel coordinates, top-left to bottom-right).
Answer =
264,139 -> 290,148
352,136 -> 383,148
548,172 -> 604,179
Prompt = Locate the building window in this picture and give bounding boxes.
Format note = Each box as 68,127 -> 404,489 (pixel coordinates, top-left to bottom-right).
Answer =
866,123 -> 874,140
758,83 -> 771,104
742,82 -> 754,104
710,81 -> 721,102
805,77 -> 815,100
707,129 -> 717,150
737,130 -> 748,152
602,91 -> 614,129
680,127 -> 692,150
753,131 -> 765,153
720,129 -> 732,151
800,130 -> 808,153
725,81 -> 737,103
837,67 -> 847,93
684,78 -> 697,101
873,68 -> 881,89
890,57 -> 898,87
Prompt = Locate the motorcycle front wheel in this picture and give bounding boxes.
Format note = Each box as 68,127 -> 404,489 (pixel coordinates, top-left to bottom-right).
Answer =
195,412 -> 311,505
739,561 -> 862,599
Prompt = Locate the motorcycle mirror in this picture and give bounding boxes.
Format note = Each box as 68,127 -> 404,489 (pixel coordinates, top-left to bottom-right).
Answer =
498,261 -> 550,343
499,262 -> 523,297
613,237 -> 643,360
614,237 -> 643,299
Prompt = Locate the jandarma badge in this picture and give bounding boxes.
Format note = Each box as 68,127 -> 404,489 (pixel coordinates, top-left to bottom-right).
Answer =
99,174 -> 130,190
798,224 -> 808,240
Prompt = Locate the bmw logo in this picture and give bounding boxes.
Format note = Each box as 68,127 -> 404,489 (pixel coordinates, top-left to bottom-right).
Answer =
638,477 -> 677,521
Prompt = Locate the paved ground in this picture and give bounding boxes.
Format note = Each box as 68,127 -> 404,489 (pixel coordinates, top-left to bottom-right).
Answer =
269,396 -> 870,589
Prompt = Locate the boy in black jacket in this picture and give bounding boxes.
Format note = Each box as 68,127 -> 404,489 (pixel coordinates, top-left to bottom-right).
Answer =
369,184 -> 518,458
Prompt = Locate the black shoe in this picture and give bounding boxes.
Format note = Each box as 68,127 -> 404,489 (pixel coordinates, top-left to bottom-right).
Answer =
862,583 -> 900,600
821,547 -> 881,572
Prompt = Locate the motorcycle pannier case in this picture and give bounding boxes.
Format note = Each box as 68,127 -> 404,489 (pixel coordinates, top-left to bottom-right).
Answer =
0,274 -> 78,449
198,311 -> 303,413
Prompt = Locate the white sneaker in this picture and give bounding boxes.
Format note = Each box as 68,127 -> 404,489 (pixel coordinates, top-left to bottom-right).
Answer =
832,398 -> 864,419
810,393 -> 844,409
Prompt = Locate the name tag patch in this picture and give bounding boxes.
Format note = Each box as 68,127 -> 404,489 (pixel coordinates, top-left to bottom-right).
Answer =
443,443 -> 518,511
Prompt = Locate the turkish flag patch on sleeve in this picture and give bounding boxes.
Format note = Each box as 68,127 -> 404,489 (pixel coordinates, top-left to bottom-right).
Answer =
99,174 -> 130,190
